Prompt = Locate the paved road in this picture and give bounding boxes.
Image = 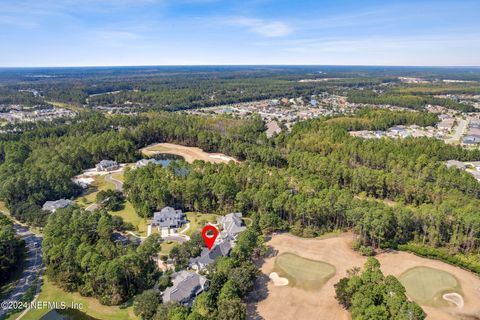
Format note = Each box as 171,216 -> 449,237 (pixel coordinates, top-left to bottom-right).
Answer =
105,173 -> 123,191
0,225 -> 43,318
162,235 -> 188,244
85,173 -> 123,212
445,118 -> 468,144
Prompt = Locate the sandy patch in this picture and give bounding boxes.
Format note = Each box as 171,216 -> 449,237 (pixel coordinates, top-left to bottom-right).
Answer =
443,293 -> 464,308
140,143 -> 238,164
249,233 -> 480,320
269,272 -> 289,286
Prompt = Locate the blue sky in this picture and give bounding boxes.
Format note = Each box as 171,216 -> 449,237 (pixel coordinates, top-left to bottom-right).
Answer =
1,0 -> 479,67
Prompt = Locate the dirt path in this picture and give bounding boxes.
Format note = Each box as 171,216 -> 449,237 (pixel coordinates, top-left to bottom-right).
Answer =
140,143 -> 238,164
249,233 -> 480,320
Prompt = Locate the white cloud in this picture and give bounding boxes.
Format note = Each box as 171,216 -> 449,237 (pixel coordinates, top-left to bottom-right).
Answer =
228,17 -> 293,37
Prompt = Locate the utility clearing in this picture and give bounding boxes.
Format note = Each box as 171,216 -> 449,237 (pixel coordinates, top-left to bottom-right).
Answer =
249,233 -> 480,320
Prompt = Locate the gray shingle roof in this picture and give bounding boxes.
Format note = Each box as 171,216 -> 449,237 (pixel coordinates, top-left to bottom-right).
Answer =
189,238 -> 233,270
96,160 -> 119,171
163,271 -> 207,305
42,199 -> 73,212
152,207 -> 186,228
217,212 -> 246,238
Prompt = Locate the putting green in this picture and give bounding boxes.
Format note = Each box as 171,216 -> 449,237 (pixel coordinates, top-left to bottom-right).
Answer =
399,266 -> 462,306
274,252 -> 336,289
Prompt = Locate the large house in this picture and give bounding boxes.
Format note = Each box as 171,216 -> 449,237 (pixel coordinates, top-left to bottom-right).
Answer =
151,207 -> 187,231
96,160 -> 119,172
42,199 -> 73,212
217,212 -> 246,240
162,271 -> 208,306
189,238 -> 233,271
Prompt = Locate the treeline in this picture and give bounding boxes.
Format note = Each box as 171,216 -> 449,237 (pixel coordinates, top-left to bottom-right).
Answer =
0,213 -> 24,286
86,77 -> 378,111
42,207 -> 161,305
335,258 -> 425,320
0,88 -> 48,108
124,110 -> 480,258
133,219 -> 264,319
347,90 -> 475,112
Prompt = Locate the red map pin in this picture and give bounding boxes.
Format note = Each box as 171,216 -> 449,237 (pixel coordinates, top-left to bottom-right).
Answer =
201,225 -> 219,250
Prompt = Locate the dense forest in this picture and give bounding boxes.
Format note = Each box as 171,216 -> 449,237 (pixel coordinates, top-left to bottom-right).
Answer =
42,207 -> 161,305
0,213 -> 24,286
119,110 -> 480,272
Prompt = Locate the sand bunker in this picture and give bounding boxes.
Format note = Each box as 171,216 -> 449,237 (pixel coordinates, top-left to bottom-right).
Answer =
269,272 -> 289,286
140,143 -> 238,164
442,292 -> 464,308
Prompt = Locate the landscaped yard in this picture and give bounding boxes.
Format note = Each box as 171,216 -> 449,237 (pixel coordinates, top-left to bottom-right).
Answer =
185,212 -> 220,236
20,278 -> 137,320
159,240 -> 177,256
75,175 -> 115,208
111,201 -> 148,237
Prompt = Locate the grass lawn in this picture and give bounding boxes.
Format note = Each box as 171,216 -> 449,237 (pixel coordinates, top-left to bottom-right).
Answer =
112,172 -> 125,183
274,252 -> 336,290
21,278 -> 137,320
75,175 -> 115,208
185,212 -> 220,236
159,240 -> 177,256
111,201 -> 148,237
398,266 -> 461,305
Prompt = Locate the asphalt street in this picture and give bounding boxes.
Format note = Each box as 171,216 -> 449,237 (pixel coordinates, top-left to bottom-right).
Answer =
0,225 -> 43,319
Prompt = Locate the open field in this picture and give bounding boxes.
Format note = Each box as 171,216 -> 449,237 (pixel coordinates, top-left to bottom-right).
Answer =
140,143 -> 238,164
20,278 -> 137,320
274,253 -> 335,289
399,266 -> 461,306
249,233 -> 480,320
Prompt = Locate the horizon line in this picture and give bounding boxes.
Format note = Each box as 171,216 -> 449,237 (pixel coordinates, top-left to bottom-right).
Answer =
1,64 -> 480,69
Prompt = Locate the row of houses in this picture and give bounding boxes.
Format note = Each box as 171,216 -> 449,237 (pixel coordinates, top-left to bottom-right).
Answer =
463,121 -> 480,145
445,160 -> 480,181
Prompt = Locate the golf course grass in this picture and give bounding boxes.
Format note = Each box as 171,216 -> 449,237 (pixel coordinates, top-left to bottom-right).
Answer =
20,278 -> 137,320
399,266 -> 462,306
274,252 -> 336,290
